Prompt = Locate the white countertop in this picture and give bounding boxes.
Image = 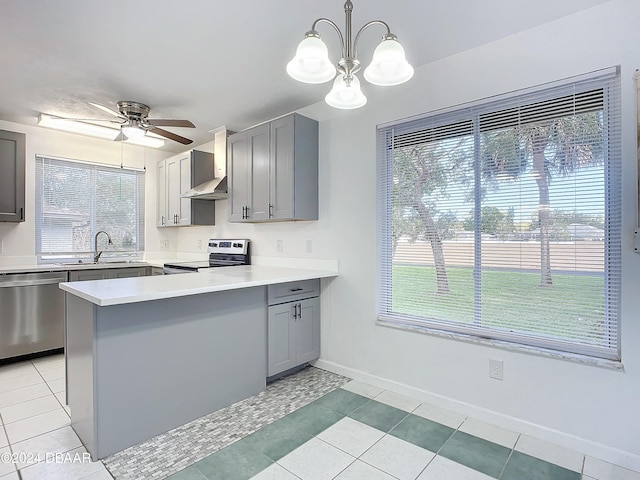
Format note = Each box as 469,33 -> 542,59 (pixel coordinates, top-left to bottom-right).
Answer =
59,265 -> 338,306
0,261 -> 151,275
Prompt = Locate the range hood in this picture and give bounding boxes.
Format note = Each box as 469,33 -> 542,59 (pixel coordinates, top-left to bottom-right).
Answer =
182,127 -> 230,200
182,176 -> 227,200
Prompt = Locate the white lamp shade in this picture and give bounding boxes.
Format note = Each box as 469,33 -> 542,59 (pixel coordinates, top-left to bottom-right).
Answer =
121,125 -> 146,138
286,35 -> 335,84
325,74 -> 367,109
364,37 -> 414,86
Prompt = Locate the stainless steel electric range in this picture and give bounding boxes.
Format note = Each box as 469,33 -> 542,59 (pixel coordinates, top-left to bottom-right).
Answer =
162,239 -> 251,274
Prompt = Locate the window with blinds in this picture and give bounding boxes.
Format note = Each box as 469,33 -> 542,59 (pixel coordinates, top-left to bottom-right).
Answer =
377,69 -> 621,360
35,156 -> 145,262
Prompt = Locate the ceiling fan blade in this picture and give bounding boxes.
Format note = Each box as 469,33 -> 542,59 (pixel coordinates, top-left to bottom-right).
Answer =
148,126 -> 193,145
88,102 -> 126,119
146,119 -> 195,128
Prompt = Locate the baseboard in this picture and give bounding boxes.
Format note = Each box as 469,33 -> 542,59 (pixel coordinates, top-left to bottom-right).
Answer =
313,358 -> 640,473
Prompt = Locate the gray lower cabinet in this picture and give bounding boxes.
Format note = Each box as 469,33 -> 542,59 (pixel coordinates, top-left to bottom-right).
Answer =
267,280 -> 320,377
69,267 -> 147,281
0,129 -> 26,222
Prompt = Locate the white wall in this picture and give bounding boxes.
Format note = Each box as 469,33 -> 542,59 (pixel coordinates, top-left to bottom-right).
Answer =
0,119 -> 173,266
176,0 -> 640,469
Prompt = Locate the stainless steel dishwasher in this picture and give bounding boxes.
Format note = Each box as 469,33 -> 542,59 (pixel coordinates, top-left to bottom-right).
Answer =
0,271 -> 67,360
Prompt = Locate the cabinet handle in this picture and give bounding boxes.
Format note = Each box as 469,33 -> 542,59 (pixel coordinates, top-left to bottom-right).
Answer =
174,214 -> 178,224
242,206 -> 246,219
269,204 -> 273,218
290,287 -> 303,292
161,215 -> 165,226
20,207 -> 24,220
293,304 -> 298,319
297,303 -> 302,319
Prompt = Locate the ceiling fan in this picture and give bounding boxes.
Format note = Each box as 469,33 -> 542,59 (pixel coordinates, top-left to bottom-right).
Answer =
78,101 -> 195,145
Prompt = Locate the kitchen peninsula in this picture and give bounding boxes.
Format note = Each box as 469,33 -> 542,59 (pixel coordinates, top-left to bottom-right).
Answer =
60,265 -> 337,460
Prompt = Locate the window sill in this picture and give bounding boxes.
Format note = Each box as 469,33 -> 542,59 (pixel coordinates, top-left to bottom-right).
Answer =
376,317 -> 624,371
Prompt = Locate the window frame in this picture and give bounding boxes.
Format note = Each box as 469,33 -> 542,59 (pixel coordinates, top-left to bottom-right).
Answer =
35,155 -> 146,264
376,68 -> 621,362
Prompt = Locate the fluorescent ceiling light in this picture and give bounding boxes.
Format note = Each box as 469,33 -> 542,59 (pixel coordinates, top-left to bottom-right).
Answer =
37,113 -> 165,148
38,114 -> 118,140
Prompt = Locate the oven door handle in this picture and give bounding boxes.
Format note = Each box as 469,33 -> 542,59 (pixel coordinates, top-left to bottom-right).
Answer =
162,267 -> 195,274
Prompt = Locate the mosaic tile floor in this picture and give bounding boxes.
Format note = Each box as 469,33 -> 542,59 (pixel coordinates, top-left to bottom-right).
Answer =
1,354 -> 639,480
103,366 -> 349,480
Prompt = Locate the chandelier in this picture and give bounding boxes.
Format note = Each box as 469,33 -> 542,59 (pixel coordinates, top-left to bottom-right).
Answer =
286,0 -> 414,109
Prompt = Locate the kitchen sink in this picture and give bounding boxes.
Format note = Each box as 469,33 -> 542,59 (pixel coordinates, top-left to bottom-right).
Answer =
57,260 -> 145,266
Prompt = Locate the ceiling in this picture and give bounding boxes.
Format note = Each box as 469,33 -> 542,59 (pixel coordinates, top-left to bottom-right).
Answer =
0,0 -> 609,152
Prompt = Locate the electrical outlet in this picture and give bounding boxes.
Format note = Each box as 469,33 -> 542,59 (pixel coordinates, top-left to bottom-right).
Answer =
276,239 -> 283,253
197,240 -> 202,250
489,359 -> 504,380
306,240 -> 313,254
160,240 -> 169,251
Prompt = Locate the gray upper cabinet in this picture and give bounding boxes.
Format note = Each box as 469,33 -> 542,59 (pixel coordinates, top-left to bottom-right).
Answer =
156,159 -> 167,227
157,150 -> 215,227
0,130 -> 26,222
228,124 -> 270,222
228,113 -> 318,223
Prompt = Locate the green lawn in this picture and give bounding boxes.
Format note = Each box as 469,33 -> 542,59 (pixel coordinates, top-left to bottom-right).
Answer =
392,265 -> 606,344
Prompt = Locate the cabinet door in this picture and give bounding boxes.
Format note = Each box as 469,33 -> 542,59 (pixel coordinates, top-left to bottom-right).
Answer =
0,130 -> 25,222
248,124 -> 270,221
270,116 -> 295,220
166,155 -> 180,225
267,302 -> 297,377
111,267 -> 147,278
296,297 -> 320,365
177,153 -> 192,225
228,131 -> 251,222
69,270 -> 109,282
156,160 -> 167,227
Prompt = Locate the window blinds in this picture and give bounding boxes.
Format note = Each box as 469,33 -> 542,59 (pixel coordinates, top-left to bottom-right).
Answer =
377,69 -> 621,360
35,156 -> 145,261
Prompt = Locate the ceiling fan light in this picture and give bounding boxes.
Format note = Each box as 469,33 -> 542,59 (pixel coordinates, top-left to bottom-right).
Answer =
324,74 -> 367,109
286,34 -> 336,84
121,125 -> 146,138
124,135 -> 165,148
364,36 -> 414,86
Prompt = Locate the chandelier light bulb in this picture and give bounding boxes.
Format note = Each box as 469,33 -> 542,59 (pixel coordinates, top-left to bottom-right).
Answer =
325,74 -> 367,109
286,34 -> 336,84
364,36 -> 414,86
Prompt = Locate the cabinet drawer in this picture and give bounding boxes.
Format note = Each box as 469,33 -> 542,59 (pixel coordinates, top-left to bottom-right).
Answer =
268,279 -> 319,305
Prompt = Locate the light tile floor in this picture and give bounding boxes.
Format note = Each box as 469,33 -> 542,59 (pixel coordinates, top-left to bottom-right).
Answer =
0,354 -> 638,480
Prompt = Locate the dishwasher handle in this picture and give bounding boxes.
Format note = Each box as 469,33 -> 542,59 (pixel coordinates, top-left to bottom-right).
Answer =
0,278 -> 65,288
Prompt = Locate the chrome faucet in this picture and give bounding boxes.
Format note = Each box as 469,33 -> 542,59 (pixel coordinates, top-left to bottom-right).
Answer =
94,231 -> 113,263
